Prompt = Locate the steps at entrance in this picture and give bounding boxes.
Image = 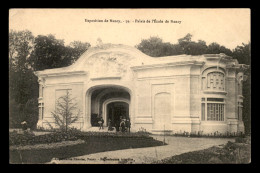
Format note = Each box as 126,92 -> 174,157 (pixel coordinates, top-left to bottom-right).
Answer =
87,127 -> 116,132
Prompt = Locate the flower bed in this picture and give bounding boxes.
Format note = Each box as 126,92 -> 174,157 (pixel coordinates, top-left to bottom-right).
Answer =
9,129 -> 153,146
9,130 -> 79,146
171,131 -> 245,138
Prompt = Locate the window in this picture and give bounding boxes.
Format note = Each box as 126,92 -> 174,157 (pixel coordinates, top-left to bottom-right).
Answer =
39,102 -> 44,120
207,72 -> 225,91
202,68 -> 225,92
238,102 -> 243,121
201,98 -> 225,121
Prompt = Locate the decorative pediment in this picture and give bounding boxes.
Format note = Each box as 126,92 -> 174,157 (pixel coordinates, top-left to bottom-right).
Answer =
82,51 -> 134,78
35,44 -> 150,78
35,44 -> 250,82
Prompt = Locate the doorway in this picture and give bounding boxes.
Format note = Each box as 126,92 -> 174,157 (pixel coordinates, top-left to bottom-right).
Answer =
107,102 -> 129,127
85,85 -> 132,130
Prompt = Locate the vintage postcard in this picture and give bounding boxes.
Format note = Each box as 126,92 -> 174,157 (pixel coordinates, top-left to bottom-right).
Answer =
9,8 -> 251,164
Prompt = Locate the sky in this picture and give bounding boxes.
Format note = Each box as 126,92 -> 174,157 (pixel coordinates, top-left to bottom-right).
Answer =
9,8 -> 250,50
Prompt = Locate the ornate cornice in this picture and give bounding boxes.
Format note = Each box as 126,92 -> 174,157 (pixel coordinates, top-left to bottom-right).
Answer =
226,64 -> 250,71
91,77 -> 121,81
203,90 -> 228,95
36,71 -> 87,78
131,60 -> 204,71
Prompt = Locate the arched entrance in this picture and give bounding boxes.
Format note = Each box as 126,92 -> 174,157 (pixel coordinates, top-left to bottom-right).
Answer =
103,98 -> 130,127
84,85 -> 132,130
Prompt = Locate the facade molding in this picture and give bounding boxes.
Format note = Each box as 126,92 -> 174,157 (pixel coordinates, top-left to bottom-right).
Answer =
131,61 -> 204,71
35,44 -> 248,134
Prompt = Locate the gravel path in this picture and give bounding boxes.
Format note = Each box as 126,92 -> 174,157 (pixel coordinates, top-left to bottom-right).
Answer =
49,135 -> 235,164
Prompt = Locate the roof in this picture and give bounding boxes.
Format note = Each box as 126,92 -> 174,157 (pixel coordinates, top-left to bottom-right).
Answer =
35,43 -> 243,77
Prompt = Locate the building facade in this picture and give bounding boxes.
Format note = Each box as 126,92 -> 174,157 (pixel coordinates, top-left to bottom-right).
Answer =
35,44 -> 249,134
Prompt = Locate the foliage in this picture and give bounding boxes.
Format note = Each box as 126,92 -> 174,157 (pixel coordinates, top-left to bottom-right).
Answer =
9,128 -> 158,147
153,138 -> 251,164
69,41 -> 91,63
10,131 -> 164,164
137,127 -> 152,135
242,72 -> 251,134
28,35 -> 91,71
235,135 -> 251,144
28,35 -> 70,71
182,40 -> 208,55
177,33 -> 192,48
232,42 -> 251,134
9,30 -> 250,134
232,42 -> 251,65
137,34 -> 234,56
48,91 -> 80,132
9,30 -> 34,72
9,30 -> 90,129
22,98 -> 39,129
206,42 -> 233,56
136,36 -> 183,57
178,34 -> 207,55
172,131 -> 244,138
9,130 -> 79,146
9,30 -> 39,129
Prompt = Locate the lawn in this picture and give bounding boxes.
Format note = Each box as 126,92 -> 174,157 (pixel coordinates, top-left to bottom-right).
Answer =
153,136 -> 251,164
9,130 -> 165,164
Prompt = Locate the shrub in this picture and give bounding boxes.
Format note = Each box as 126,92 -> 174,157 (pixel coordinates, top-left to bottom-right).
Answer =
9,130 -> 79,146
48,90 -> 81,133
9,128 -> 154,146
171,131 -> 245,138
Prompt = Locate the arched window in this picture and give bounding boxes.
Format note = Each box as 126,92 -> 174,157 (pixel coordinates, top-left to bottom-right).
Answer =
202,67 -> 225,92
207,72 -> 225,90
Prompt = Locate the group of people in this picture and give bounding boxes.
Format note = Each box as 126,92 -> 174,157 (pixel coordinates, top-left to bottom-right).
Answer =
98,116 -> 131,132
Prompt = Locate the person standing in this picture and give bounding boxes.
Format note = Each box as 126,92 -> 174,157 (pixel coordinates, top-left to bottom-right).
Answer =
98,117 -> 104,130
108,119 -> 113,131
126,118 -> 131,133
120,118 -> 126,132
21,121 -> 28,131
115,119 -> 120,132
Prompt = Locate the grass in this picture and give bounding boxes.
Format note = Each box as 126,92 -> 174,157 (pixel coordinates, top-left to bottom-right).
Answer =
153,136 -> 251,164
9,131 -> 164,164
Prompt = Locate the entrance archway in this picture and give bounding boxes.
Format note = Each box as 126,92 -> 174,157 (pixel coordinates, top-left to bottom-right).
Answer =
103,98 -> 130,126
84,85 -> 132,130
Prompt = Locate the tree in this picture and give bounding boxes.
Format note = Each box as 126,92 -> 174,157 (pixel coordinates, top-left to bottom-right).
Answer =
28,35 -> 71,71
182,40 -> 208,55
9,30 -> 34,72
136,36 -> 183,57
22,98 -> 39,129
9,31 -> 91,129
242,72 -> 251,134
178,34 -> 208,55
232,42 -> 251,134
9,68 -> 39,129
136,36 -> 164,57
29,35 -> 91,71
207,42 -> 232,56
49,91 -> 80,132
178,33 -> 192,49
9,30 -> 39,129
232,42 -> 251,65
69,41 -> 91,63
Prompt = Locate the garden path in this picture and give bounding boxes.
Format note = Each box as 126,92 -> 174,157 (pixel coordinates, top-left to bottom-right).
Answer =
49,135 -> 235,164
